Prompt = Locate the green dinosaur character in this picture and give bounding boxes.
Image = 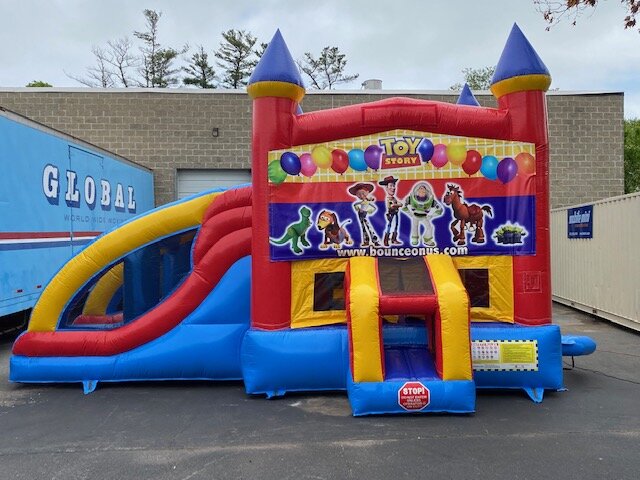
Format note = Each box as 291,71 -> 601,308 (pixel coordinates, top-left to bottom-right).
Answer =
270,206 -> 312,254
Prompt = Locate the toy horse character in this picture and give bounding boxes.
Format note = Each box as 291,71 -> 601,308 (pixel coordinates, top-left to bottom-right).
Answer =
443,184 -> 493,245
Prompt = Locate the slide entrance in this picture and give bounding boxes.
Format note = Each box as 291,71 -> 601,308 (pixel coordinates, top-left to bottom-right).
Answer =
346,255 -> 475,415
378,257 -> 439,382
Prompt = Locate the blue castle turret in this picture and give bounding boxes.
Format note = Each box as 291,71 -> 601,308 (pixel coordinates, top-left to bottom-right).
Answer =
490,23 -> 551,99
247,30 -> 305,103
456,83 -> 481,107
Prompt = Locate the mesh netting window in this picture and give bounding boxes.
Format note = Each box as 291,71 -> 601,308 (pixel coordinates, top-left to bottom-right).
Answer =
458,268 -> 490,308
378,257 -> 434,295
313,272 -> 345,311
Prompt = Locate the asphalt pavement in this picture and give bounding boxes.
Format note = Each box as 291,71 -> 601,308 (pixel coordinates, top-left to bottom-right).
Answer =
1,303 -> 638,480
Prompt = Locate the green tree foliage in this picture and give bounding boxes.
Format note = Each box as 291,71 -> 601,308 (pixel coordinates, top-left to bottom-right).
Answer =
449,66 -> 496,91
183,46 -> 217,88
534,0 -> 638,32
625,119 -> 640,193
214,29 -> 258,88
26,80 -> 52,87
71,13 -> 269,89
134,9 -> 187,88
255,42 -> 269,60
298,46 -> 359,90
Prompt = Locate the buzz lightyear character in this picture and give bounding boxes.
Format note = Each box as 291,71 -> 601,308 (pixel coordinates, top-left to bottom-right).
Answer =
402,181 -> 443,246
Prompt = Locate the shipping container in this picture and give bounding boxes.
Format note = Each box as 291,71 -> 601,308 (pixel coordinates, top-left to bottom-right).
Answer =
551,193 -> 640,331
0,107 -> 154,330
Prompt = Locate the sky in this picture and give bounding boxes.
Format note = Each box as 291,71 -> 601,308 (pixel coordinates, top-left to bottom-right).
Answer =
0,0 -> 639,118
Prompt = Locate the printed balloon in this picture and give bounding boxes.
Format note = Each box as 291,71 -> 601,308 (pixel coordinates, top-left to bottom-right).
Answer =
431,144 -> 448,168
515,152 -> 535,175
497,157 -> 518,184
448,143 -> 467,166
311,146 -> 332,168
417,138 -> 434,163
331,149 -> 349,174
280,152 -> 301,176
268,160 -> 287,184
480,155 -> 499,180
299,153 -> 317,177
348,148 -> 367,171
462,149 -> 482,176
364,145 -> 383,170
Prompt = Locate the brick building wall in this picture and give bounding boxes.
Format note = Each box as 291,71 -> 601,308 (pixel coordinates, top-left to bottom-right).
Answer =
0,88 -> 624,207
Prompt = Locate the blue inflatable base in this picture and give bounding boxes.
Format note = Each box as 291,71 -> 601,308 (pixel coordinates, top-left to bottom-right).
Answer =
241,322 -> 565,406
241,326 -> 349,397
11,312 -> 568,410
470,323 -> 564,402
348,377 -> 476,416
10,323 -> 248,385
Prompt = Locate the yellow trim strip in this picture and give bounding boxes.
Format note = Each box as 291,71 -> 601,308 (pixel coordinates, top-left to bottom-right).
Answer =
247,81 -> 305,102
348,257 -> 383,382
82,263 -> 124,315
490,74 -> 552,98
425,255 -> 472,381
29,192 -> 220,332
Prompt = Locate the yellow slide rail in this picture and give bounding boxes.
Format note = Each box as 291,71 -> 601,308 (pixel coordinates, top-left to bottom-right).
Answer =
29,192 -> 221,332
425,255 -> 472,381
347,257 -> 383,383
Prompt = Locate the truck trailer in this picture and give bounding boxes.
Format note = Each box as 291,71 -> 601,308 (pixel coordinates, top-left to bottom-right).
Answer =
0,106 -> 154,331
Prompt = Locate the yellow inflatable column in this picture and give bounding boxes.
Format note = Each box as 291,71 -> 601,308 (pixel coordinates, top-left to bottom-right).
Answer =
347,257 -> 383,382
424,255 -> 472,381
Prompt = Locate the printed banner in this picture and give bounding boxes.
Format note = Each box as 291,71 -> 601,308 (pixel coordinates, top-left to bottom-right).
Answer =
268,129 -> 536,261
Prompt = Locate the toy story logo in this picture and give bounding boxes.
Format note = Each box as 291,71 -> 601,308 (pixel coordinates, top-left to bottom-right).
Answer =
267,130 -> 537,262
378,137 -> 422,170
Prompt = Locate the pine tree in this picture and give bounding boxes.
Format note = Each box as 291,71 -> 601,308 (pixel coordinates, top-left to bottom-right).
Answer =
298,47 -> 359,90
183,46 -> 217,88
134,9 -> 186,88
214,29 -> 257,88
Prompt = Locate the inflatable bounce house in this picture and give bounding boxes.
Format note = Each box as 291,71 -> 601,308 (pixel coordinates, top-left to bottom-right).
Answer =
10,24 -> 596,415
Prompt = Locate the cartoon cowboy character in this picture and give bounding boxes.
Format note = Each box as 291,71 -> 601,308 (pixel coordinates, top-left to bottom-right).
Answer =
378,175 -> 403,246
348,182 -> 381,248
402,181 -> 443,247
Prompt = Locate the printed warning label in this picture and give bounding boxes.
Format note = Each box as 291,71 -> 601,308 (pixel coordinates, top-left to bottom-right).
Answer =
398,381 -> 430,411
472,340 -> 538,371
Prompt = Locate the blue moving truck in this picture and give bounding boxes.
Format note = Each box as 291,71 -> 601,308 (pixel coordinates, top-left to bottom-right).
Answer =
0,107 -> 154,331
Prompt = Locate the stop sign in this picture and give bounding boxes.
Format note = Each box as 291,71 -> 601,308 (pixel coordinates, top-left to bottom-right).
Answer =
398,381 -> 430,411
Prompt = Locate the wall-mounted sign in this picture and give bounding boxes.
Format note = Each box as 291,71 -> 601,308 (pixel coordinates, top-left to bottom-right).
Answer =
568,205 -> 593,239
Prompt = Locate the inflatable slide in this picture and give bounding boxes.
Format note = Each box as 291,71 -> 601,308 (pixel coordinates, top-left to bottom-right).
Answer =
11,187 -> 252,392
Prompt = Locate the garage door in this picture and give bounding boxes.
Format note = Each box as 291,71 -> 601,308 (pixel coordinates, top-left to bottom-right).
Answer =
176,169 -> 251,199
